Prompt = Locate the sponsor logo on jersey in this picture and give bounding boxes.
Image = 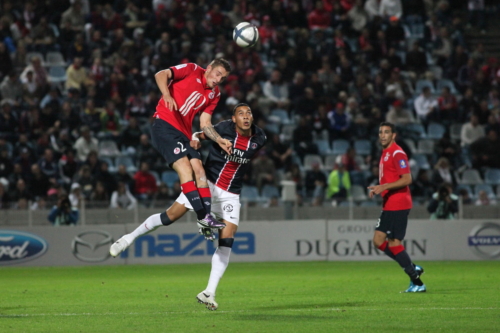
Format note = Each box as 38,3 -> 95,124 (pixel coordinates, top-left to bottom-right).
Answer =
399,159 -> 407,168
384,152 -> 390,161
174,147 -> 180,154
251,143 -> 257,149
209,91 -> 215,99
0,231 -> 48,265
196,78 -> 201,83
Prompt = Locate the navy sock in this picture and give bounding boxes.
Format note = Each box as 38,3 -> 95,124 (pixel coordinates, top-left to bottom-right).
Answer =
391,245 -> 423,286
181,181 -> 206,220
198,187 -> 211,215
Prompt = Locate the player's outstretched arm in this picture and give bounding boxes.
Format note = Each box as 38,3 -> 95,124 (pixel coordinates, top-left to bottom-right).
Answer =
154,69 -> 178,110
200,112 -> 232,155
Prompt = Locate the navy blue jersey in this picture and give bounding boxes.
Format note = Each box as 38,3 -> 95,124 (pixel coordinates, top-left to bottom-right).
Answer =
205,120 -> 267,194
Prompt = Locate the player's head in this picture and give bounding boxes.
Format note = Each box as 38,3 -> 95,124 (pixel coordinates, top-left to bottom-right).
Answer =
205,58 -> 231,88
232,103 -> 253,132
378,122 -> 396,149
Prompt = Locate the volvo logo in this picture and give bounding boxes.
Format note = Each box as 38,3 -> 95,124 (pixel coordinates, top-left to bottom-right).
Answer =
468,223 -> 500,259
72,231 -> 113,262
0,230 -> 48,265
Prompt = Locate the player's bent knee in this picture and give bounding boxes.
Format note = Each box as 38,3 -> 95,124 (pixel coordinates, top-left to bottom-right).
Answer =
218,238 -> 234,248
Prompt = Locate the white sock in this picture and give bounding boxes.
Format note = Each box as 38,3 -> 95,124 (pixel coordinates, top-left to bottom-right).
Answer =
205,246 -> 232,295
123,213 -> 163,244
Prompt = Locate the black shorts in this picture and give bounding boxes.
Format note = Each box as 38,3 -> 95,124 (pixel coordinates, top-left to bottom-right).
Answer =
150,118 -> 201,167
375,209 -> 410,240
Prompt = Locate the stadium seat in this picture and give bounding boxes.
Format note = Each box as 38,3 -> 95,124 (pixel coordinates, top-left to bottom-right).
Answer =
351,185 -> 368,201
412,154 -> 431,169
403,139 -> 417,154
25,52 -> 45,65
403,123 -> 426,139
48,66 -> 67,83
428,65 -> 443,80
436,79 -> 459,95
474,184 -> 496,200
100,157 -> 116,173
150,170 -> 161,186
450,123 -> 462,143
265,123 -> 280,134
415,79 -> 436,95
315,140 -> 331,155
350,170 -> 367,187
324,154 -> 338,171
303,154 -> 324,170
354,139 -> 372,156
270,109 -> 290,125
427,123 -> 446,140
45,51 -> 66,67
98,140 -> 121,157
240,185 -> 263,204
281,124 -> 296,142
331,139 -> 350,155
417,139 -> 435,155
455,184 -> 474,199
115,156 -> 137,173
161,171 -> 180,188
460,169 -> 483,185
484,168 -> 500,185
261,184 -> 280,199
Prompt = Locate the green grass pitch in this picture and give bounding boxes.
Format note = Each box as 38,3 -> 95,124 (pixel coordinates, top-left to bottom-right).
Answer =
1,261 -> 498,333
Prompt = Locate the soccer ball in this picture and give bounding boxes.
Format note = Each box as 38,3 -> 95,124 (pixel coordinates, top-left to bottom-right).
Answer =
233,22 -> 259,48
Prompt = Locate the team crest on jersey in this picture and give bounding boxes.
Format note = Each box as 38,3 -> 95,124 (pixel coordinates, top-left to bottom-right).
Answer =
196,78 -> 201,83
174,147 -> 180,154
399,159 -> 407,168
208,91 -> 215,99
223,204 -> 233,212
251,143 -> 257,149
384,152 -> 390,161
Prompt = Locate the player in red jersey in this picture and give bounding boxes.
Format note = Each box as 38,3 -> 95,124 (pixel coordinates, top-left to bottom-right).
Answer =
150,58 -> 233,229
368,122 -> 426,292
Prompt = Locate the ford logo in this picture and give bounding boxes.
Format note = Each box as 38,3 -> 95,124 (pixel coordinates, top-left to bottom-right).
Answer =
0,230 -> 48,265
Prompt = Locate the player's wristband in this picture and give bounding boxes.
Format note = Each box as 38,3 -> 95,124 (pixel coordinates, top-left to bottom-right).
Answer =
191,133 -> 200,141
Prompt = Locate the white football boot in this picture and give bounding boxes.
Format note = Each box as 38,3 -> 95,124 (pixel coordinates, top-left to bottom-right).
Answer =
196,291 -> 218,311
109,237 -> 130,257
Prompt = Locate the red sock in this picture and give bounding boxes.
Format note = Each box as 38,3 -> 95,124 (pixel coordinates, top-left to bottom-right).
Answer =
378,241 -> 388,251
181,181 -> 205,220
389,245 -> 405,256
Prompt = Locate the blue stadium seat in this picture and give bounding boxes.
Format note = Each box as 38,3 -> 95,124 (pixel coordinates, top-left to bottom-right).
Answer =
403,123 -> 427,139
412,154 -> 431,169
436,79 -> 459,95
241,185 -> 263,204
474,184 -> 496,199
484,168 -> 500,185
351,185 -> 368,201
354,139 -> 372,156
417,139 -> 435,155
331,139 -> 350,155
115,156 -> 137,173
270,109 -> 290,125
261,184 -> 280,199
48,66 -> 67,83
315,140 -> 331,155
460,169 -> 483,185
350,170 -> 366,187
455,184 -> 474,198
100,157 -> 116,173
303,154 -> 324,170
415,79 -> 436,95
427,123 -> 446,140
161,171 -> 180,188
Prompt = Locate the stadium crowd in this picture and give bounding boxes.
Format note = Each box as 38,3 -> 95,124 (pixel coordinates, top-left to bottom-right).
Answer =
0,0 -> 499,221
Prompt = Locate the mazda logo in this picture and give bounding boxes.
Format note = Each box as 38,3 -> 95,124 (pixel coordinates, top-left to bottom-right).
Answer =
72,231 -> 114,262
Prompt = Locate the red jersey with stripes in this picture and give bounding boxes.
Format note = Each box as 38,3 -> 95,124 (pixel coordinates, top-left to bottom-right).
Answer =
379,142 -> 412,210
152,63 -> 221,139
205,120 -> 267,194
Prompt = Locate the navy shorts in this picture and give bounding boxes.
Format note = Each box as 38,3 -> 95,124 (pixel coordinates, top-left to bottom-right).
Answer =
375,209 -> 410,240
150,118 -> 201,167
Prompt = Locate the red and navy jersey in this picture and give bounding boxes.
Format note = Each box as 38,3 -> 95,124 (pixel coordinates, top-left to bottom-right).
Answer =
205,120 -> 267,194
379,142 -> 412,210
153,63 -> 221,139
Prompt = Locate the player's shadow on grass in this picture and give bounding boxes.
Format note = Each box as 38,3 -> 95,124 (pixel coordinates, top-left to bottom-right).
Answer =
254,302 -> 363,311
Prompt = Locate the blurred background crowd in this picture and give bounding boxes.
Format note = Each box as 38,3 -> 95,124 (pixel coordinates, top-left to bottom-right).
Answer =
0,0 -> 500,222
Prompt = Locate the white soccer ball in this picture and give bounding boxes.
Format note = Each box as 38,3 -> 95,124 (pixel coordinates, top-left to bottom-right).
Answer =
233,22 -> 259,48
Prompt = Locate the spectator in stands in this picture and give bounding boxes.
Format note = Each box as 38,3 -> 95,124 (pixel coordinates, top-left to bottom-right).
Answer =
121,117 -> 143,152
414,86 -> 438,125
0,180 -> 9,209
95,161 -> 117,197
386,99 -> 414,125
136,134 -> 159,170
308,1 -> 331,30
48,194 -> 79,226
305,161 -> 326,206
284,163 -> 304,205
252,150 -> 277,192
114,164 -> 134,190
74,126 -> 99,162
100,100 -> 122,138
460,114 -> 484,147
38,148 -> 60,183
293,116 -> 318,162
69,182 -> 82,209
328,102 -> 351,140
467,0 -> 487,34
73,164 -> 94,199
0,71 -> 23,105
0,147 -> 13,179
427,183 -> 459,220
65,57 -> 93,93
81,99 -> 103,134
21,56 -> 49,93
348,0 -> 369,33
458,87 -> 480,123
268,134 -> 292,170
0,101 -> 19,142
475,99 -> 491,125
90,181 -> 109,206
341,147 -> 361,172
110,181 -> 137,210
59,148 -> 79,184
435,132 -> 460,168
458,188 -> 473,205
485,114 -> 500,136
0,42 -> 13,80
431,157 -> 457,188
379,0 -> 403,20
411,169 -> 435,200
83,151 -> 102,177
326,157 -> 351,205
133,162 -> 157,206
475,190 -> 497,206
437,86 -> 458,123
385,16 -> 405,48
60,1 -> 85,32
433,27 -> 452,67
263,69 -> 290,111
10,178 -> 32,204
470,129 -> 500,169
405,41 -> 428,77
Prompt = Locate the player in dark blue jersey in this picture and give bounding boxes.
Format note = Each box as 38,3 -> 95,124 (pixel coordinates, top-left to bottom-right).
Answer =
110,103 -> 266,311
